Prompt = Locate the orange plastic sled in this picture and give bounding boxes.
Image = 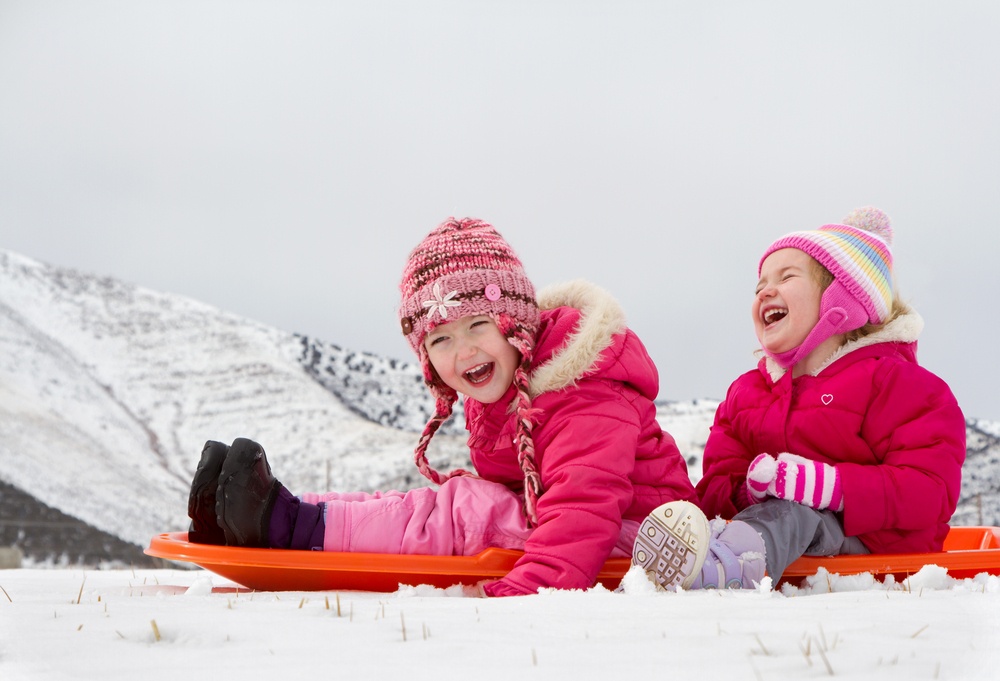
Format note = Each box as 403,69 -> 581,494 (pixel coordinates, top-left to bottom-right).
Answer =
146,526 -> 1000,592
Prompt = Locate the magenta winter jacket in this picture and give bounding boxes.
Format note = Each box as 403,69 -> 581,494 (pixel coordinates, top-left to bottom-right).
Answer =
696,312 -> 965,554
469,281 -> 696,597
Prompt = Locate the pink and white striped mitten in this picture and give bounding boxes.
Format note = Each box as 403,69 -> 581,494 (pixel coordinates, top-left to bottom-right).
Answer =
746,452 -> 844,512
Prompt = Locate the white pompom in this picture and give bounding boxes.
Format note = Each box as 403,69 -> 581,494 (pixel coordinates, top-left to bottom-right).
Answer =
843,206 -> 893,245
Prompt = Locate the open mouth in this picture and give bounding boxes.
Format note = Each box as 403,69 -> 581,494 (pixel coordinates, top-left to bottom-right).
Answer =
763,307 -> 788,327
464,362 -> 495,385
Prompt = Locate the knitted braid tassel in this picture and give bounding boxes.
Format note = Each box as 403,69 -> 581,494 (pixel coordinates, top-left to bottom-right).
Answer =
413,395 -> 477,485
509,324 -> 543,526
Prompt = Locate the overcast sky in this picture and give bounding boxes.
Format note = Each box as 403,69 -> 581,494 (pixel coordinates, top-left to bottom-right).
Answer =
2,1 -> 998,420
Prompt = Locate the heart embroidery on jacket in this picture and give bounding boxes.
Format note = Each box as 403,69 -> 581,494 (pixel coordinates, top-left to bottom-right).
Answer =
821,394 -> 833,405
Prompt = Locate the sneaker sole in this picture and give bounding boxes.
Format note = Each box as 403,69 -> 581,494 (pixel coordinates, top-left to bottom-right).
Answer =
632,500 -> 711,590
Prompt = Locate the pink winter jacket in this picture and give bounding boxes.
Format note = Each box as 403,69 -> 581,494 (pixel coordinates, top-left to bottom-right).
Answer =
696,312 -> 965,554
471,281 -> 695,596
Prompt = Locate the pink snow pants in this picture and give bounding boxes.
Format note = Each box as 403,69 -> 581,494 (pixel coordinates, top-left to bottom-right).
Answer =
301,476 -> 639,557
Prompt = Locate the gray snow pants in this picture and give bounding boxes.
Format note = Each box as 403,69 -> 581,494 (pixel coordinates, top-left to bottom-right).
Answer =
734,499 -> 870,582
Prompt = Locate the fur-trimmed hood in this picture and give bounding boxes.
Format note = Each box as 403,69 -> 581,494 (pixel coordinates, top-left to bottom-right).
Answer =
527,279 -> 630,397
764,311 -> 924,383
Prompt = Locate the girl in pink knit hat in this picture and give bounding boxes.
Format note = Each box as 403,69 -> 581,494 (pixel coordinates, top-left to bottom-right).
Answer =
187,217 -> 696,596
632,207 -> 966,591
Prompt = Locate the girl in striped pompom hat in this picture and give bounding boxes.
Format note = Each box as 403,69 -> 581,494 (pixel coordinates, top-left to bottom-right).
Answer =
630,207 -> 967,593
191,217 -> 696,597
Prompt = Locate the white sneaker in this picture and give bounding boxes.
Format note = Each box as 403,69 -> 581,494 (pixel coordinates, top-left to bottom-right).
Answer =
631,500 -> 711,590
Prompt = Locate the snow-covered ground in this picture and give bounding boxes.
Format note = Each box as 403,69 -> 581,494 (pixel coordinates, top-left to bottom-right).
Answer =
1,565 -> 999,680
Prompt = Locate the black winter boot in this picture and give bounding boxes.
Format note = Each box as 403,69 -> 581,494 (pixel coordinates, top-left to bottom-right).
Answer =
216,438 -> 282,547
187,440 -> 230,545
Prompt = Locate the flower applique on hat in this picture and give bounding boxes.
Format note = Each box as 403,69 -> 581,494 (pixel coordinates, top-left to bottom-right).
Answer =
422,282 -> 461,320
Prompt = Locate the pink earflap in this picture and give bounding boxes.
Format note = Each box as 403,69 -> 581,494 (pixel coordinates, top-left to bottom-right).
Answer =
764,279 -> 869,369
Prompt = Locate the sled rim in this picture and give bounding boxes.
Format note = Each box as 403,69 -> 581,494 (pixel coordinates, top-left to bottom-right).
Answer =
146,526 -> 1000,591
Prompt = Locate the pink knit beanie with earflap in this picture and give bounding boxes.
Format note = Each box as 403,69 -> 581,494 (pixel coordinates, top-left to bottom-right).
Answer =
399,218 -> 544,524
758,206 -> 895,369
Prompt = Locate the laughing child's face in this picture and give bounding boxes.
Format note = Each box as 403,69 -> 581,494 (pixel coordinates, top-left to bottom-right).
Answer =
753,248 -> 825,356
424,315 -> 521,404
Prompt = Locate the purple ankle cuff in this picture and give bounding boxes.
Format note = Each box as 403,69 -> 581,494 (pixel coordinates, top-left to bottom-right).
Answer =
267,485 -> 298,549
290,502 -> 325,551
267,486 -> 325,550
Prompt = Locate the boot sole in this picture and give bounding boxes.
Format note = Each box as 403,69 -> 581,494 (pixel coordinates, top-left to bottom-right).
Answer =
632,500 -> 711,590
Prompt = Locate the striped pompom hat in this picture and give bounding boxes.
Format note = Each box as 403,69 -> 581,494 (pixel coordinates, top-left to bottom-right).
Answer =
758,207 -> 895,368
398,218 -> 544,524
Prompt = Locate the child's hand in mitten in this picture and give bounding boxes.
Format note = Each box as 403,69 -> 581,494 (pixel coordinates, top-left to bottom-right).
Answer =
747,452 -> 844,512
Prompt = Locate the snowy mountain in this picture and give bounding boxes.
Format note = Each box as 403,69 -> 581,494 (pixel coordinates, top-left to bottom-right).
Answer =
1,249 -> 997,565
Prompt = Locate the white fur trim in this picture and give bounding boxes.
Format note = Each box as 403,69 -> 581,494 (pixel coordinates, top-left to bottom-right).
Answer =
811,311 -> 924,375
765,311 -> 924,382
529,280 -> 627,397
